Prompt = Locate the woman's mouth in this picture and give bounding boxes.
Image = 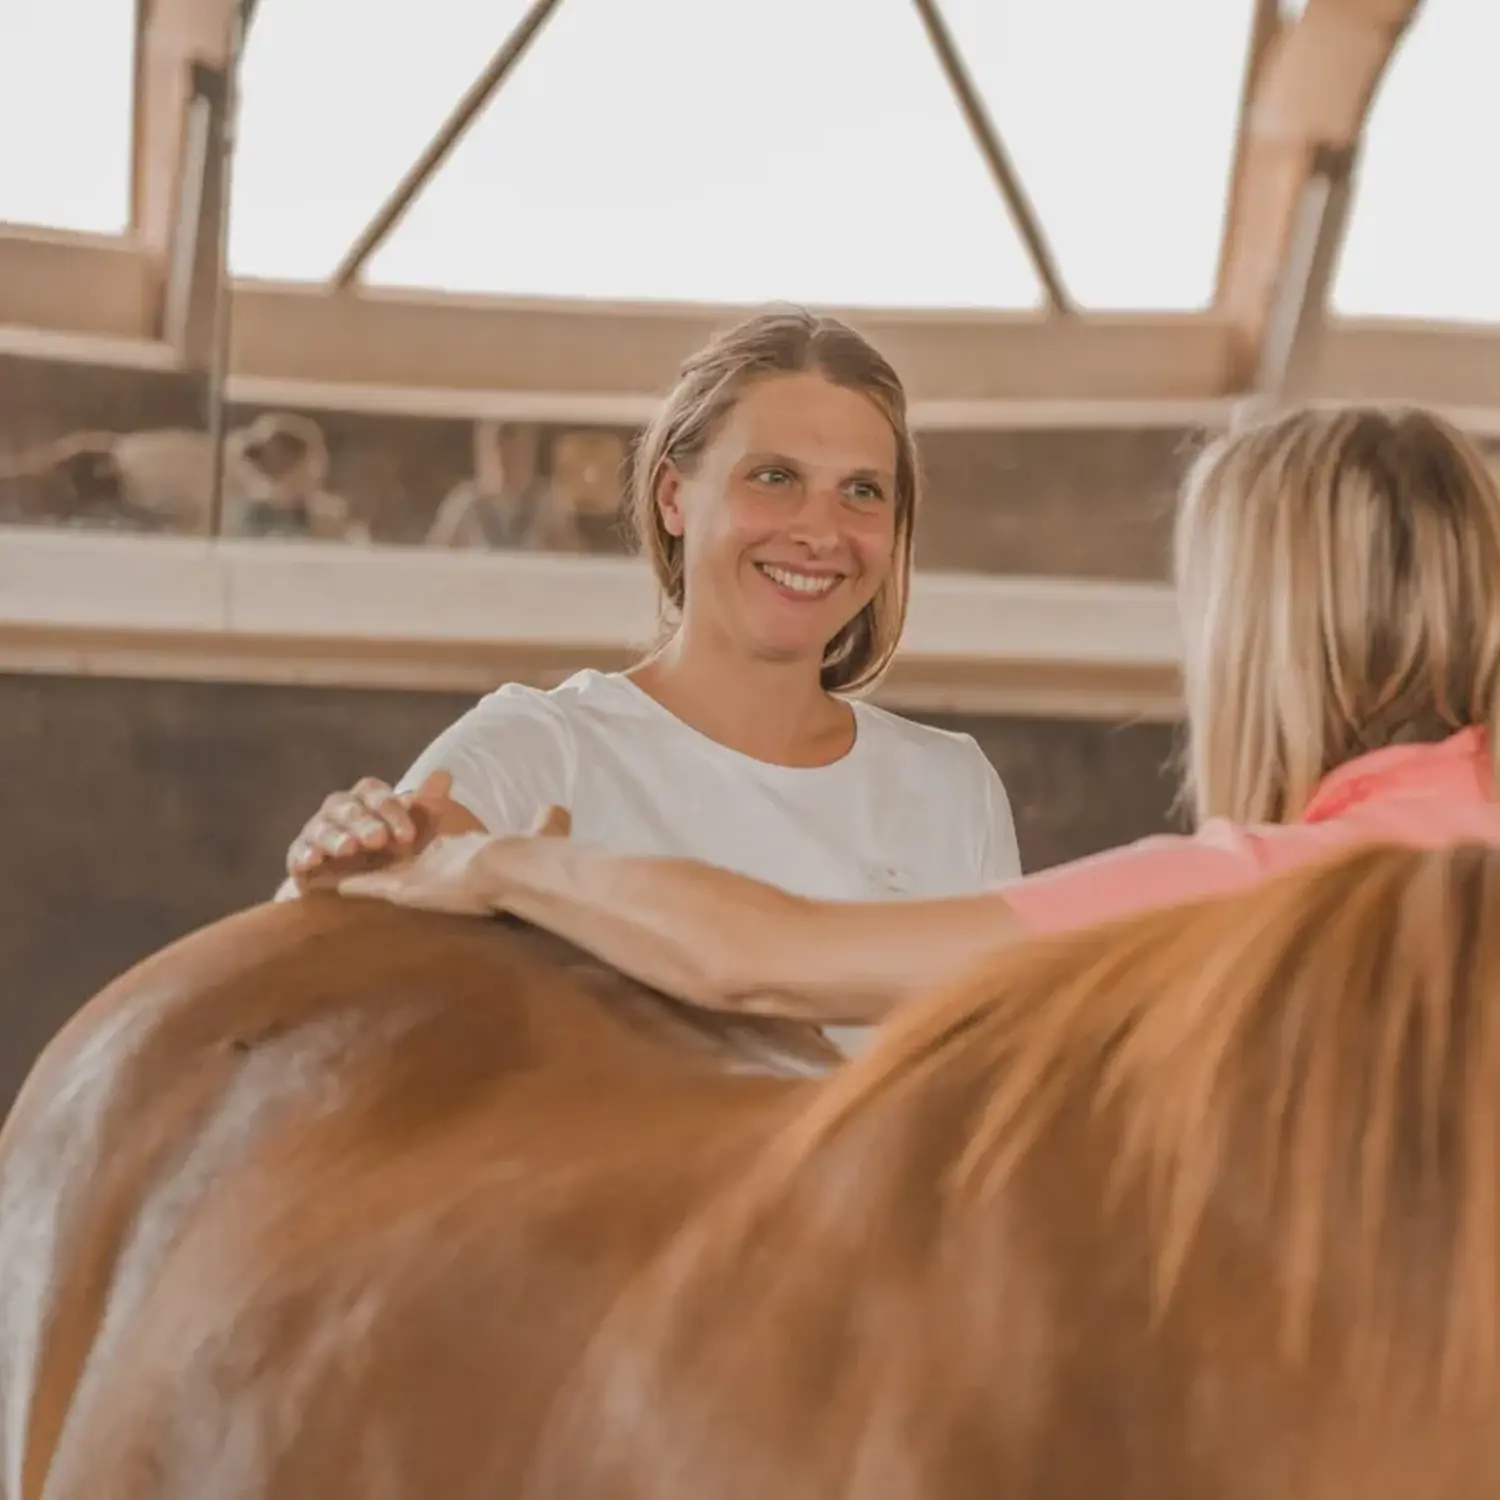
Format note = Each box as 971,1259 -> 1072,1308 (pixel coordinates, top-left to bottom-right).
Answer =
755,562 -> 842,598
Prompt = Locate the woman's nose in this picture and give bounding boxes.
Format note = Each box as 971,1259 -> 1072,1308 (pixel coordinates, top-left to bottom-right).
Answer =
785,484 -> 843,547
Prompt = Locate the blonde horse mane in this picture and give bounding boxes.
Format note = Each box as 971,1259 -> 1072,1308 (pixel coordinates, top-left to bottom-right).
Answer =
751,841 -> 1500,1402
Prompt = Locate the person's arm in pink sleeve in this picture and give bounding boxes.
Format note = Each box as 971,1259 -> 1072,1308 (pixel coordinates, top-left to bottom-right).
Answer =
998,824 -> 1265,935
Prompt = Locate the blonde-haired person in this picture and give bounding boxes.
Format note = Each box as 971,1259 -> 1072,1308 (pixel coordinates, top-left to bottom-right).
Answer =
284,307 -> 1020,1049
338,404 -> 1500,1025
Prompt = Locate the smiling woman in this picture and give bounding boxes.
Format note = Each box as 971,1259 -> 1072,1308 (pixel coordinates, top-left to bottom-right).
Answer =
281,307 -> 1021,1052
630,321 -> 913,705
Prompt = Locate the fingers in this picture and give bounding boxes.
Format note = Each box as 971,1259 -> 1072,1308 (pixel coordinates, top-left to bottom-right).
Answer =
529,804 -> 572,838
314,784 -> 394,855
329,869 -> 397,901
404,770 -> 456,849
354,775 -> 425,845
286,775 -> 426,878
291,833 -> 413,891
334,831 -> 495,916
294,850 -> 396,894
413,769 -> 453,808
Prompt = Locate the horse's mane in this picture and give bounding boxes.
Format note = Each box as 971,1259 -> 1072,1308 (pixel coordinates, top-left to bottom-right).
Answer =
743,841 -> 1500,1402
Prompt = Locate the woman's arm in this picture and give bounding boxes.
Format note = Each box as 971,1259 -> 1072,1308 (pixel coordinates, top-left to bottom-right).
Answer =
344,833 -> 1025,1027
338,819 -> 1270,1026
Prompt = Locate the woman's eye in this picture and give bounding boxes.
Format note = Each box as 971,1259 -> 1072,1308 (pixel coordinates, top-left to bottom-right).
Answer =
752,467 -> 793,486
848,480 -> 885,502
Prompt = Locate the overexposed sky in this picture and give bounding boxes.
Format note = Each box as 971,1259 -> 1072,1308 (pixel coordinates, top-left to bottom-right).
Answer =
0,0 -> 1491,318
0,0 -> 136,232
1329,0 -> 1500,321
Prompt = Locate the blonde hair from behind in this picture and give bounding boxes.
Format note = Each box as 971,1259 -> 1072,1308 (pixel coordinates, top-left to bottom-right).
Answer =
627,307 -> 919,695
1175,405 -> 1500,826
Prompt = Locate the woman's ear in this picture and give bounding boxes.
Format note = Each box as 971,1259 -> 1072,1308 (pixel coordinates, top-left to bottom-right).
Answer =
655,461 -> 687,538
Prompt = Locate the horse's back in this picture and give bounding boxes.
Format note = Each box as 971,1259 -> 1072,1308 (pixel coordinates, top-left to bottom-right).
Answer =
0,897 -> 813,1500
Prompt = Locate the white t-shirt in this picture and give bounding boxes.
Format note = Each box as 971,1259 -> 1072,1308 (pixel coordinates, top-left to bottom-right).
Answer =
397,669 -> 1021,1051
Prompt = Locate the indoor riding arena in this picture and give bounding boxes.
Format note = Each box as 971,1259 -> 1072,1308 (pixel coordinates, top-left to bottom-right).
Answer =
0,2 -> 1494,1496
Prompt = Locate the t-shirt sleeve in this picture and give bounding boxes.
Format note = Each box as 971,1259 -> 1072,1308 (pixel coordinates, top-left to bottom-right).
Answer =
998,820 -> 1271,935
971,742 -> 1023,884
394,687 -> 575,835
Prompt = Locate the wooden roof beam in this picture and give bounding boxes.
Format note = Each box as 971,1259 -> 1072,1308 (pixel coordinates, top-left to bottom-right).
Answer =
132,0 -> 239,345
1217,0 -> 1422,393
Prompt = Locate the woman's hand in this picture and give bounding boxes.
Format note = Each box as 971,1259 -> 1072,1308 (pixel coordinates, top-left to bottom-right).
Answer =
335,806 -> 572,917
287,769 -> 477,889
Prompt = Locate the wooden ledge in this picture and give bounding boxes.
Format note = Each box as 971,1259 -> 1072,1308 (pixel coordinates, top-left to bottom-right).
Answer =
0,527 -> 1182,721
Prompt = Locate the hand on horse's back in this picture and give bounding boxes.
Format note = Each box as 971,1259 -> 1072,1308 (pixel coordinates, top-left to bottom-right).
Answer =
336,804 -> 572,917
288,769 -> 482,891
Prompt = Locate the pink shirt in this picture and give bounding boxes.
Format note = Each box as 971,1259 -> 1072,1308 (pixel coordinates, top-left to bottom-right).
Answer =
1003,728 -> 1500,935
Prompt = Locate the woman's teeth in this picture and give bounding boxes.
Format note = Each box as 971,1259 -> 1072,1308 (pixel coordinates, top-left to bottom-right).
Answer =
757,563 -> 839,596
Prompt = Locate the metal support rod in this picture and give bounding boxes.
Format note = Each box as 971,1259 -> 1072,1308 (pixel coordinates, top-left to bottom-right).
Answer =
909,0 -> 1072,313
203,0 -> 258,539
330,0 -> 568,289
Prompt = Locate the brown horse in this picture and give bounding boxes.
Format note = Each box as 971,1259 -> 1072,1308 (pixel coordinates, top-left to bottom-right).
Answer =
2,842 -> 1499,1499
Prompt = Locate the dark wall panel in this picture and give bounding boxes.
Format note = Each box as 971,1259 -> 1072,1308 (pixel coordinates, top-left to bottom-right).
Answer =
0,672 -> 1180,1112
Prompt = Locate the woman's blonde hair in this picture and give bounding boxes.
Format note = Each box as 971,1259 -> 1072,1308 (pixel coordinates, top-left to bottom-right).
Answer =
1176,404 -> 1500,825
627,307 -> 919,694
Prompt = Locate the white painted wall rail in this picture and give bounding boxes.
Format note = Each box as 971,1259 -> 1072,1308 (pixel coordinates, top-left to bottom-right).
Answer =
0,527 -> 1182,721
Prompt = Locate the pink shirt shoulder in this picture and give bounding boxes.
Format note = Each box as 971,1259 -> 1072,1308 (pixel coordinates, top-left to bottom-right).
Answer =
1002,728 -> 1500,936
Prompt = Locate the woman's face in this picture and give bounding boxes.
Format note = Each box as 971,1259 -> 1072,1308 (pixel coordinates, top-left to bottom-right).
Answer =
656,372 -> 901,670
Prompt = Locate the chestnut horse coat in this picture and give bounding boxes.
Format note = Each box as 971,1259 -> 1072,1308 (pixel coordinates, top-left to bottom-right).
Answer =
4,845 -> 1500,1499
